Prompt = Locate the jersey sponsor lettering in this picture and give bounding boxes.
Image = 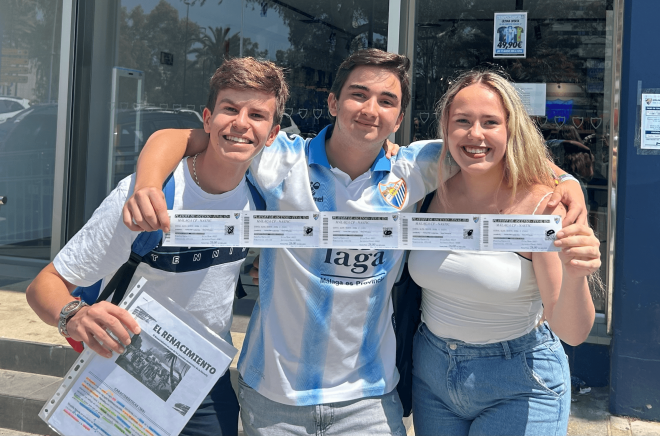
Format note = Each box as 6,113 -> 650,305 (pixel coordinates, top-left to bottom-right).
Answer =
322,249 -> 386,276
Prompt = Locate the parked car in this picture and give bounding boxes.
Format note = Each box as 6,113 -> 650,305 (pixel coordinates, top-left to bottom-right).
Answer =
0,97 -> 30,124
110,107 -> 203,185
0,104 -> 203,250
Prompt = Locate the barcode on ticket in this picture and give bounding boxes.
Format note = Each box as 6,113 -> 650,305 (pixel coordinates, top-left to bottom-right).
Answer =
243,215 -> 250,242
482,218 -> 490,249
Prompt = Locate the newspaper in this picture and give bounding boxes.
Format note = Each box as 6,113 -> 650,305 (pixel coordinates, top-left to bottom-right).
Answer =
164,210 -> 562,252
39,278 -> 237,436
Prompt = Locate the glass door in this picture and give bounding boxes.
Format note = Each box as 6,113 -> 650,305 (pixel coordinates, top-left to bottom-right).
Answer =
409,0 -> 616,313
0,0 -> 64,272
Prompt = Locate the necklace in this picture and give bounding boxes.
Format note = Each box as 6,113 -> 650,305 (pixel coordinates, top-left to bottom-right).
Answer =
192,152 -> 201,186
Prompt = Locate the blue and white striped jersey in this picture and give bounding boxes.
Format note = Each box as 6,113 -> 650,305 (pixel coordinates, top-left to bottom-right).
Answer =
238,125 -> 443,405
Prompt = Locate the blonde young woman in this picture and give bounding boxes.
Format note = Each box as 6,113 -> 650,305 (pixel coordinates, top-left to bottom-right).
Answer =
408,71 -> 599,436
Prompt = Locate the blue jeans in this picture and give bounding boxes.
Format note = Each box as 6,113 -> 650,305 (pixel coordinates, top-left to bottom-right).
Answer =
412,322 -> 570,436
180,369 -> 240,436
237,375 -> 406,436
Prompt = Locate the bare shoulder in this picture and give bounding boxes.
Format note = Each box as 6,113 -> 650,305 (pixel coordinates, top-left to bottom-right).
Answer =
511,184 -> 565,217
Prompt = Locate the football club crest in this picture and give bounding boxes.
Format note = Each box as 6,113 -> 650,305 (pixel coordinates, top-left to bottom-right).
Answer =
473,216 -> 480,223
393,215 -> 399,222
234,213 -> 240,219
554,217 -> 560,224
313,213 -> 319,220
378,178 -> 407,210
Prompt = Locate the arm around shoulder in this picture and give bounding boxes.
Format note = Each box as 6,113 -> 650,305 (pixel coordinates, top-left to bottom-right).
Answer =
546,159 -> 588,225
392,140 -> 443,203
134,128 -> 206,191
124,128 -> 208,232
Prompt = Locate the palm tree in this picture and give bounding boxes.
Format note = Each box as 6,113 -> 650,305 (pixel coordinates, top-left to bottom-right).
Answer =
190,26 -> 233,73
163,351 -> 182,391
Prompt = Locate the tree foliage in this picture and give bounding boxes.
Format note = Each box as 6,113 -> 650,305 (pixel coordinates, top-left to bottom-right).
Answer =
1,0 -> 62,102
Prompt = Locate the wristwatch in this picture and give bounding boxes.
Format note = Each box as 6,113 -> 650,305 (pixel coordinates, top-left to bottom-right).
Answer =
58,300 -> 89,338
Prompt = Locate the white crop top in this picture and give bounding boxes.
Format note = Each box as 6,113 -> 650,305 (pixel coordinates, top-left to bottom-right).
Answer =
408,250 -> 544,344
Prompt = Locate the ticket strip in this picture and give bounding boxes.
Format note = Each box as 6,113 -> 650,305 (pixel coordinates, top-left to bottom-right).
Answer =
164,211 -> 562,252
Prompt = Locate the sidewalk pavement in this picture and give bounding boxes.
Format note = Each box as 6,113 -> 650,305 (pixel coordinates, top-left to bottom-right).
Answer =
0,286 -> 245,367
2,286 -> 660,436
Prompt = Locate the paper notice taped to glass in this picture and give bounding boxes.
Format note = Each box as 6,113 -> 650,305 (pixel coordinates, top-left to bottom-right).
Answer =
39,278 -> 237,436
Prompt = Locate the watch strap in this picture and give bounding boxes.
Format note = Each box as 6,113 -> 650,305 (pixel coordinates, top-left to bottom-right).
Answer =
58,300 -> 88,338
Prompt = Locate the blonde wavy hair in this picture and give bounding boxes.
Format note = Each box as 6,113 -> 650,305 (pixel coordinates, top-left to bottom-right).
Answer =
435,70 -> 553,203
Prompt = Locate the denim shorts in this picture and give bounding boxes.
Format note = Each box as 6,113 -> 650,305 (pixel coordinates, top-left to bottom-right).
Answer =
237,375 -> 406,436
412,322 -> 570,436
180,369 -> 240,436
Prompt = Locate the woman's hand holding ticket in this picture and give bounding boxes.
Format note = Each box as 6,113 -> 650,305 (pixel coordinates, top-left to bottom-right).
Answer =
554,224 -> 601,277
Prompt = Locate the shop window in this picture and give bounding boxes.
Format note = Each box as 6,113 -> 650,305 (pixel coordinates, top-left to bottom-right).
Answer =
410,0 -> 615,312
94,0 -> 389,195
0,1 -> 63,262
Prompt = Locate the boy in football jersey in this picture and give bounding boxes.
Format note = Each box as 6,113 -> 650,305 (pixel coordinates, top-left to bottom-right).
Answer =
122,49 -> 587,435
25,57 -> 288,436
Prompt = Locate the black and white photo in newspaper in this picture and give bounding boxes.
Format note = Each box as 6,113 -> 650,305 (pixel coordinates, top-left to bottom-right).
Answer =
39,278 -> 237,436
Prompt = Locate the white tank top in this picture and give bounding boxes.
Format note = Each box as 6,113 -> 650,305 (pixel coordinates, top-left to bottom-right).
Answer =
408,192 -> 551,344
409,250 -> 543,344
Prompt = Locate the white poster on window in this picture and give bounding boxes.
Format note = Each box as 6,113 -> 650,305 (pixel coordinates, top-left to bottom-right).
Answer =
641,93 -> 660,149
493,12 -> 527,58
513,83 -> 546,116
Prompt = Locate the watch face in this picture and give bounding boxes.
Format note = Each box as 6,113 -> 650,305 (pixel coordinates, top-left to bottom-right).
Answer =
62,300 -> 81,315
62,300 -> 86,317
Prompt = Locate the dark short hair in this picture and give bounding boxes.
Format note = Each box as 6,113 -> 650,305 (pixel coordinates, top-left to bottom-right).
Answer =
562,140 -> 594,181
558,125 -> 582,142
206,57 -> 289,125
329,48 -> 411,115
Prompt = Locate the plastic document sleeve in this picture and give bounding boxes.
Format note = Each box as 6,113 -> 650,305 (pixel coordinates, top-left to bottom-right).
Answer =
39,277 -> 237,436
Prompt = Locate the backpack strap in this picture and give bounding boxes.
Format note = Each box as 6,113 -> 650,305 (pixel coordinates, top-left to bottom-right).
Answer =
96,251 -> 145,304
163,172 -> 176,209
420,191 -> 435,214
95,173 -> 176,305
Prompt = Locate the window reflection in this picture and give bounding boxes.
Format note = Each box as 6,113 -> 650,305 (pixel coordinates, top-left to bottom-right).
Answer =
116,0 -> 389,132
0,0 -> 63,261
104,0 -> 388,188
411,0 -> 612,311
